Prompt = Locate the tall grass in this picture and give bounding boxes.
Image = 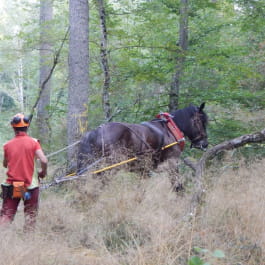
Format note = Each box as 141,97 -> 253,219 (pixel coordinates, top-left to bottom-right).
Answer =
0,159 -> 264,265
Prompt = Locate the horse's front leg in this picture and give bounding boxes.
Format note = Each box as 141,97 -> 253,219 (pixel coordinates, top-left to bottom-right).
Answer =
156,157 -> 184,192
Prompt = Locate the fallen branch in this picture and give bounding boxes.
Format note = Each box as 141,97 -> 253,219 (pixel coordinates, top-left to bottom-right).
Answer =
186,128 -> 265,212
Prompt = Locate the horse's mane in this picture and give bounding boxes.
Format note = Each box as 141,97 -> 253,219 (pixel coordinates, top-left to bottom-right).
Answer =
171,104 -> 208,131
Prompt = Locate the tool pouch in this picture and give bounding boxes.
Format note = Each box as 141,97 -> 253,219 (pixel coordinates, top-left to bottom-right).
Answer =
12,181 -> 26,199
1,184 -> 13,200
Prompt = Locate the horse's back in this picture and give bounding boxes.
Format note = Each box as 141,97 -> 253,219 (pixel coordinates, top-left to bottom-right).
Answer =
78,121 -> 164,157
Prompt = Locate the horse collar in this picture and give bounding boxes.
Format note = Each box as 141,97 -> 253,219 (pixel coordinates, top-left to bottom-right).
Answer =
156,112 -> 185,151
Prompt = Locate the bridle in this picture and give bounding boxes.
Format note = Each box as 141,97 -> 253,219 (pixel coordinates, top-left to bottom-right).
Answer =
190,111 -> 207,144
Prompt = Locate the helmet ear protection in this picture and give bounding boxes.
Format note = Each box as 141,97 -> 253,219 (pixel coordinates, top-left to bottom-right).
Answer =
11,113 -> 30,128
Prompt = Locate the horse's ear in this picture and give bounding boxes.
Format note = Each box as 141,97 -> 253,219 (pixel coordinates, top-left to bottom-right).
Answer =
199,102 -> 205,112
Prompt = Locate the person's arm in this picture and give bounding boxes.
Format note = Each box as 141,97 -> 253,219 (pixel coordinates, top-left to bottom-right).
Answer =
3,156 -> 7,168
3,146 -> 8,168
35,149 -> 48,178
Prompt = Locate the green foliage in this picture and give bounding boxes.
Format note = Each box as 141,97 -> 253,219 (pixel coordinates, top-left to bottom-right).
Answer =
236,0 -> 265,33
188,247 -> 225,265
0,0 -> 264,160
0,92 -> 16,110
181,87 -> 265,111
210,118 -> 249,144
234,144 -> 265,161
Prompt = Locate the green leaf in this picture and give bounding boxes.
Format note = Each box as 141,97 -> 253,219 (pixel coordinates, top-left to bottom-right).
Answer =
188,256 -> 204,265
194,247 -> 209,254
212,249 -> 225,258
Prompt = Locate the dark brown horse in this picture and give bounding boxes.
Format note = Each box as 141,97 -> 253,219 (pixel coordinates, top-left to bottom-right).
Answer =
77,103 -> 208,179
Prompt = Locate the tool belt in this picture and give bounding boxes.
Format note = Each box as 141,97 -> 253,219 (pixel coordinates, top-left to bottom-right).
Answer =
12,181 -> 27,198
1,182 -> 31,200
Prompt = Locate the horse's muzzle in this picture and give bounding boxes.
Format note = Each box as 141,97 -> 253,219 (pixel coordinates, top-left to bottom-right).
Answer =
190,139 -> 208,151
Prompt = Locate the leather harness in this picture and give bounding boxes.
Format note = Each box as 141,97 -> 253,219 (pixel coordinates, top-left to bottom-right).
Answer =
156,112 -> 185,151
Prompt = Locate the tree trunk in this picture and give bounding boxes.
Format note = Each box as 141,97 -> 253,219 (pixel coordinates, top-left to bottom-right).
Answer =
67,0 -> 89,160
17,57 -> 24,111
169,0 -> 188,112
37,0 -> 53,146
11,57 -> 24,111
97,0 -> 111,121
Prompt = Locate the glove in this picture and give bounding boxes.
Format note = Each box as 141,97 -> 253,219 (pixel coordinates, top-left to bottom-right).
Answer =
24,191 -> 31,200
38,170 -> 46,179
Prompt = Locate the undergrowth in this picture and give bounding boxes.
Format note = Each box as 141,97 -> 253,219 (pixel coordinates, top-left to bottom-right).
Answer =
0,157 -> 264,265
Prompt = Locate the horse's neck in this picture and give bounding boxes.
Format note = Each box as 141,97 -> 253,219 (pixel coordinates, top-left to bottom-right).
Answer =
171,109 -> 188,133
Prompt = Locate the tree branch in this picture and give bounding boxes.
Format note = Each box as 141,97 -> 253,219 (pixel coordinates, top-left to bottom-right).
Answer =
186,128 -> 265,212
29,27 -> 69,118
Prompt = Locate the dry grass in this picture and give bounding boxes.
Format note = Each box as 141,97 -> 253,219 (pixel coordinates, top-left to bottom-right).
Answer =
199,159 -> 265,265
0,158 -> 265,265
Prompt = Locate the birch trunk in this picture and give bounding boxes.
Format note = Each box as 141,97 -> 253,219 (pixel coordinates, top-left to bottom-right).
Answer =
97,0 -> 111,121
18,58 -> 24,111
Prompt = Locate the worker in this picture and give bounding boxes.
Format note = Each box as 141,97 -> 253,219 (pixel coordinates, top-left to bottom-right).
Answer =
0,113 -> 48,231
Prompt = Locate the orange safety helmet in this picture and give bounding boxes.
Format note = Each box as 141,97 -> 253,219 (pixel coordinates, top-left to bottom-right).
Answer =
10,113 -> 30,128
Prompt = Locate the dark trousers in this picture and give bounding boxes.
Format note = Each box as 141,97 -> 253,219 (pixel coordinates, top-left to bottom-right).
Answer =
0,186 -> 39,231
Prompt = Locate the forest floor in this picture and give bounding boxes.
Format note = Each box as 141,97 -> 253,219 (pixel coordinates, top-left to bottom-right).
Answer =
0,155 -> 264,265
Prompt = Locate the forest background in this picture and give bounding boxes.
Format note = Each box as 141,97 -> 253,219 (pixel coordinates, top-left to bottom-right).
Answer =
0,0 -> 264,154
0,0 -> 264,265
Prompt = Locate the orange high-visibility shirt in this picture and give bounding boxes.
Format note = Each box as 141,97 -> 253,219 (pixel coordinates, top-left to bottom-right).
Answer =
3,132 -> 41,187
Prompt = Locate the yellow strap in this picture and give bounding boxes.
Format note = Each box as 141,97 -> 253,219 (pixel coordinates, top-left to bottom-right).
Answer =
92,157 -> 137,174
161,141 -> 178,150
65,172 -> 76,177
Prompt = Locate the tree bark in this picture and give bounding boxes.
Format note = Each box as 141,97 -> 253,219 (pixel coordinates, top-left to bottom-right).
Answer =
97,0 -> 111,121
169,0 -> 188,112
67,0 -> 89,160
38,0 -> 53,146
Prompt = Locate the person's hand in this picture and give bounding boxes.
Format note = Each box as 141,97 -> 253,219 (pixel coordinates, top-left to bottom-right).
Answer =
38,170 -> 46,179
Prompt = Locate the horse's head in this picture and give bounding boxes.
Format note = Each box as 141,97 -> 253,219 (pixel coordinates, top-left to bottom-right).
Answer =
189,103 -> 208,150
172,102 -> 208,151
